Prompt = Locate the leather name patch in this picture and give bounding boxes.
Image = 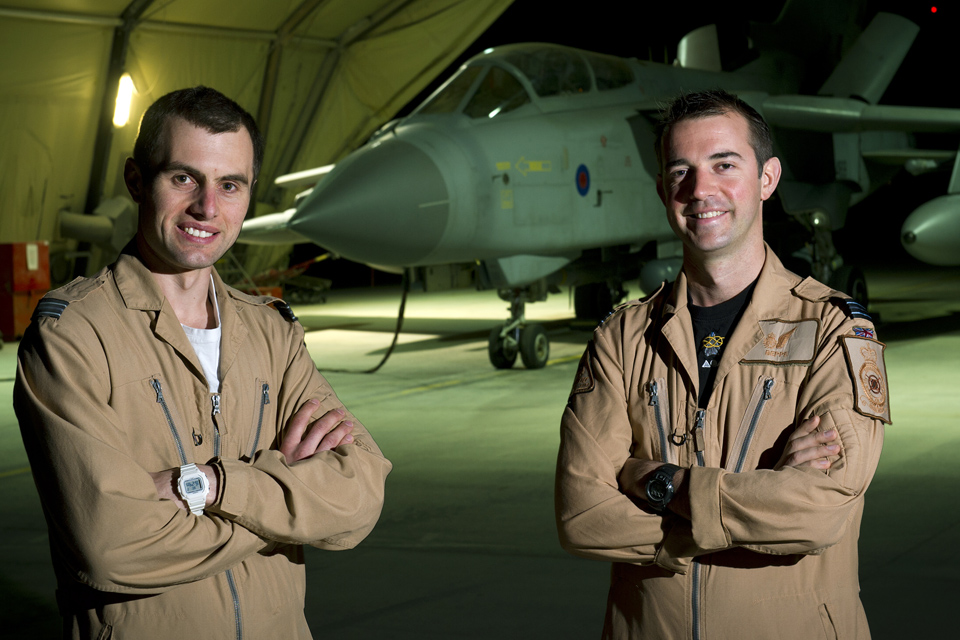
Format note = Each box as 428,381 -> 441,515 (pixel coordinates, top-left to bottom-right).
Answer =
742,319 -> 818,365
842,336 -> 891,424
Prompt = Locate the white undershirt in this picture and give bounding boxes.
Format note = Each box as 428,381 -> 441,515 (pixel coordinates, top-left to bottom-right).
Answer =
182,276 -> 222,393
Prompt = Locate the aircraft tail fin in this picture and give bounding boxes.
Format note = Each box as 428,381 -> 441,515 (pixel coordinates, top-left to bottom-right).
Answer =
818,13 -> 919,104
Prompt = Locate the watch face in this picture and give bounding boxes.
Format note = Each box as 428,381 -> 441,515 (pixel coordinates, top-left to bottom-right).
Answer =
648,483 -> 668,502
183,477 -> 204,494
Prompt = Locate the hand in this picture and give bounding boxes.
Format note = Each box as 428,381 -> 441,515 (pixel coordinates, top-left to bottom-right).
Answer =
279,399 -> 354,463
778,416 -> 840,470
150,464 -> 219,511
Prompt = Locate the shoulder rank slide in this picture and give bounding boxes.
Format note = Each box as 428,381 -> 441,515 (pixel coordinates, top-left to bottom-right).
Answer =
32,298 -> 69,320
273,301 -> 298,323
841,337 -> 891,424
842,300 -> 871,321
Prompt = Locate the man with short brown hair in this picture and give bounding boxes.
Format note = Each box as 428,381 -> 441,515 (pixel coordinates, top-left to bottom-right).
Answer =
16,86 -> 391,639
556,89 -> 888,639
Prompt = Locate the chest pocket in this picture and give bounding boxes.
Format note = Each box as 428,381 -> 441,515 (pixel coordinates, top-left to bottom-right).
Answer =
723,373 -> 801,472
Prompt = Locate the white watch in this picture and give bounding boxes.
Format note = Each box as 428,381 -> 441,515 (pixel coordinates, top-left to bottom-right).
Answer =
177,463 -> 210,516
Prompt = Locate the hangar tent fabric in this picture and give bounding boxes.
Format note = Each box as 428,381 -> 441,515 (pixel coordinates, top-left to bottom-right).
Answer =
0,0 -> 513,275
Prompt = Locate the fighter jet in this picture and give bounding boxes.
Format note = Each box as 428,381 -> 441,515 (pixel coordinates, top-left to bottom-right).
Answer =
240,8 -> 960,369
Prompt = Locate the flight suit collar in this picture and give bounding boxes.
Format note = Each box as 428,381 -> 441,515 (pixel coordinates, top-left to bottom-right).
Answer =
657,244 -> 802,400
112,243 -> 248,388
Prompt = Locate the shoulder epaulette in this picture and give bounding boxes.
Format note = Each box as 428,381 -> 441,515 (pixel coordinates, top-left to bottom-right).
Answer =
273,301 -> 298,323
32,298 -> 70,320
835,298 -> 872,321
598,281 -> 671,328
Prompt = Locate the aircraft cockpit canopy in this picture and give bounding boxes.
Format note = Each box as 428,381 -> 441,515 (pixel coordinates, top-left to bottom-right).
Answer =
415,45 -> 635,120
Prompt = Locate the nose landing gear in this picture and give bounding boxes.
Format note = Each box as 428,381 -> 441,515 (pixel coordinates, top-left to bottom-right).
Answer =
488,289 -> 550,369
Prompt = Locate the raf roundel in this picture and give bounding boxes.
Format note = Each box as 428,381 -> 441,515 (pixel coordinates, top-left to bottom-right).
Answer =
576,164 -> 590,196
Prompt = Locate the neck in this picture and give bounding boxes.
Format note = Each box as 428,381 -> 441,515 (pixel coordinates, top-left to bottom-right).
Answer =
153,268 -> 216,329
683,242 -> 765,307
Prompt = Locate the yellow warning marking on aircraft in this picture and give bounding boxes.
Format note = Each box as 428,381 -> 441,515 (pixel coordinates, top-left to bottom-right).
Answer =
516,156 -> 552,176
500,189 -> 514,209
0,466 -> 31,479
496,161 -> 511,171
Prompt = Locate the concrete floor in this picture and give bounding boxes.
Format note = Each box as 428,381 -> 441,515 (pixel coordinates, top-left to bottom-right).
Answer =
1,262 -> 957,638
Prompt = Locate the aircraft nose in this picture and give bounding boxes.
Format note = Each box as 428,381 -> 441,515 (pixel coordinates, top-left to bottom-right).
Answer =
289,138 -> 449,266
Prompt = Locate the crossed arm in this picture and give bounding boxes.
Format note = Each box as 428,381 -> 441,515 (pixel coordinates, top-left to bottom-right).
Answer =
617,415 -> 839,519
151,400 -> 356,511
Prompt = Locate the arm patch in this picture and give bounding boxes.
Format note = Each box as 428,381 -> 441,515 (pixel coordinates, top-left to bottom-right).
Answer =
841,336 -> 891,424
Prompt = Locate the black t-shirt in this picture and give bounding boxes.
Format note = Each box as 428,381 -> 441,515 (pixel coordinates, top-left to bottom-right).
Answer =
688,279 -> 757,408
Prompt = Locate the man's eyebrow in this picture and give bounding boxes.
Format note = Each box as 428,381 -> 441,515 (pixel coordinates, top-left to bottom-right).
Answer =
159,161 -> 250,186
665,150 -> 745,170
710,151 -> 744,161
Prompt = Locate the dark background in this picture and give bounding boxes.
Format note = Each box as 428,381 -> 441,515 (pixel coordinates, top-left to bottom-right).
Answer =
290,0 -> 954,289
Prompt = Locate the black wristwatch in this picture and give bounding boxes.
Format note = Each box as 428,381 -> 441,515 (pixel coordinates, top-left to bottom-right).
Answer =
645,463 -> 682,513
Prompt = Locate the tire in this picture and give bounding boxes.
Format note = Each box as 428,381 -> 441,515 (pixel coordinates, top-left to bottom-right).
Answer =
519,324 -> 549,369
488,326 -> 517,369
829,265 -> 868,307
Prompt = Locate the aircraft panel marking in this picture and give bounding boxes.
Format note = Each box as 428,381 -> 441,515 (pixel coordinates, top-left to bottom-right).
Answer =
500,189 -> 514,209
515,156 -> 552,176
576,164 -> 590,196
496,161 -> 511,171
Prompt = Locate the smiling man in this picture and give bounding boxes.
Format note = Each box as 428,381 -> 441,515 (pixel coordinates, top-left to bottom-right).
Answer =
555,90 -> 889,639
15,86 -> 391,639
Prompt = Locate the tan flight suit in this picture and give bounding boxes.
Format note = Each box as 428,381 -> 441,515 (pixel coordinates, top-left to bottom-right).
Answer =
15,250 -> 392,639
556,246 -> 889,639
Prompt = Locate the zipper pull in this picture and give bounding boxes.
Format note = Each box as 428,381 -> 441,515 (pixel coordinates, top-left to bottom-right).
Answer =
192,430 -> 203,446
648,381 -> 658,405
151,379 -> 164,403
211,393 -> 221,416
762,378 -> 774,400
693,409 -> 706,455
262,383 -> 270,405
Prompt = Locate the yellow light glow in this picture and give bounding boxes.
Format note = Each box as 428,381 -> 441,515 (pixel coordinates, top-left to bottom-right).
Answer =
113,74 -> 136,127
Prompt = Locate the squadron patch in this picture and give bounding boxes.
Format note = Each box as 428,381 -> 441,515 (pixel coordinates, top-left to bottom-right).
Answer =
570,353 -> 595,396
841,337 -> 891,424
742,319 -> 819,365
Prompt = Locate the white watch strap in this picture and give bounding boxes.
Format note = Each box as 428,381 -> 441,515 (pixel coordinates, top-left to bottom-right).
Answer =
179,463 -> 208,516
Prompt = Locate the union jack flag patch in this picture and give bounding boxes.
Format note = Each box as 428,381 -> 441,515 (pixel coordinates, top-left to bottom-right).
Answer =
853,327 -> 875,339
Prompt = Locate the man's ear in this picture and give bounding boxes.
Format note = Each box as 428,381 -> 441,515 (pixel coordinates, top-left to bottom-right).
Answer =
123,158 -> 144,203
760,157 -> 782,201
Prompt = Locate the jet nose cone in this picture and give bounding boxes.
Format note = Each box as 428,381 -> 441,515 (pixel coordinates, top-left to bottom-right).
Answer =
290,138 -> 449,267
901,194 -> 960,266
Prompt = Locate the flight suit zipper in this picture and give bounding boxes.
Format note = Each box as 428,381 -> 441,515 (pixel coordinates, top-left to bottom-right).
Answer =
210,393 -> 242,640
151,379 -> 187,465
733,378 -> 775,473
691,408 -> 706,640
648,380 -> 672,464
250,383 -> 270,458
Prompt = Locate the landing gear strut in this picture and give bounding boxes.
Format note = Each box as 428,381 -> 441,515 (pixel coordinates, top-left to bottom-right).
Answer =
488,287 -> 549,369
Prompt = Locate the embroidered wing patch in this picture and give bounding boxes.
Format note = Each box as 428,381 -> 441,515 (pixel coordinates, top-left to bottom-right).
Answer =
841,337 -> 891,424
742,319 -> 819,365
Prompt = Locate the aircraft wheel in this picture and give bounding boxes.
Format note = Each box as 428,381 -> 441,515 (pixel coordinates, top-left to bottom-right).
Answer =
488,326 -> 518,369
519,324 -> 549,369
829,265 -> 869,308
